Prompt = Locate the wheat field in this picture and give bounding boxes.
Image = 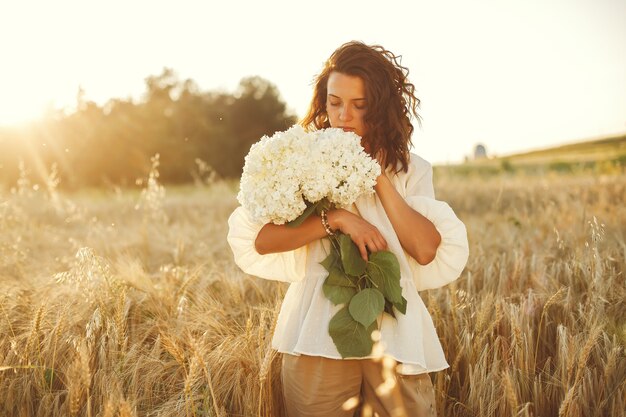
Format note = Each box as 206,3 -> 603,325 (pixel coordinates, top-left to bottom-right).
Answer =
0,165 -> 624,417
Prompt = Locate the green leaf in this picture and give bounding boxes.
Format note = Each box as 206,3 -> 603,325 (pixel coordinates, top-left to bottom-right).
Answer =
339,234 -> 366,276
393,296 -> 407,315
287,201 -> 318,228
348,288 -> 385,327
320,248 -> 339,271
366,251 -> 402,303
323,282 -> 357,305
326,265 -> 356,287
329,307 -> 377,358
384,299 -> 396,318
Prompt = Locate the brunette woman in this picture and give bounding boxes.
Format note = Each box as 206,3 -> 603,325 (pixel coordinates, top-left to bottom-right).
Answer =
228,41 -> 469,417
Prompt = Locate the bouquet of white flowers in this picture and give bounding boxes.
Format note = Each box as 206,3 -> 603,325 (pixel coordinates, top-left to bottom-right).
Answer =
238,125 -> 381,224
238,125 -> 406,358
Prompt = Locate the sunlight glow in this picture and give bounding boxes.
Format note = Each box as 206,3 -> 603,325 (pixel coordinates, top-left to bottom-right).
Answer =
0,93 -> 48,126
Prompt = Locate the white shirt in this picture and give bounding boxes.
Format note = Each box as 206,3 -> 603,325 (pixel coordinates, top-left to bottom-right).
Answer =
227,153 -> 469,375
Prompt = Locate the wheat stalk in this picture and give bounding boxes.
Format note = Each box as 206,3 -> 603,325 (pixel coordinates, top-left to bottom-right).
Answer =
115,289 -> 128,352
534,287 -> 567,366
502,369 -> 519,412
24,304 -> 44,366
574,326 -> 602,383
118,399 -> 133,417
102,399 -> 115,417
160,332 -> 186,368
187,332 -> 222,417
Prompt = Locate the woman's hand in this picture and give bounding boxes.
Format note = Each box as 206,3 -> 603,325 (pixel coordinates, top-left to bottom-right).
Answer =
327,209 -> 387,261
373,149 -> 388,187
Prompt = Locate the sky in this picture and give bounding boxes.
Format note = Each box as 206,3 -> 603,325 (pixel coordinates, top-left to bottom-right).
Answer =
1,0 -> 625,164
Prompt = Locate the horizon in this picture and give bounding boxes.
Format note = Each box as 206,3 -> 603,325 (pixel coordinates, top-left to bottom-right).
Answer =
2,94 -> 624,167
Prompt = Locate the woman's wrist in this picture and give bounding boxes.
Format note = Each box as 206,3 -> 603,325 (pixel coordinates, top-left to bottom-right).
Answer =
326,209 -> 343,232
320,209 -> 335,236
374,171 -> 390,193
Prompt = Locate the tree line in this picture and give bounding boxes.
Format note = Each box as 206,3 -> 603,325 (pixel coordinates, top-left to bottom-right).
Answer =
0,68 -> 298,189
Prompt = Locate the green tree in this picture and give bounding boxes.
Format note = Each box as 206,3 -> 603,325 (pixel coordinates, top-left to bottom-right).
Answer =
0,69 -> 297,188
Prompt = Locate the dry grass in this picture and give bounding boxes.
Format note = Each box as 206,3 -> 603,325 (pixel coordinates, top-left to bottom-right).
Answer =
0,167 -> 624,417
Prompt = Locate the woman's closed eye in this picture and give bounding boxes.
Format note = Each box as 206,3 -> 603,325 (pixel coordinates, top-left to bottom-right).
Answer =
329,101 -> 366,110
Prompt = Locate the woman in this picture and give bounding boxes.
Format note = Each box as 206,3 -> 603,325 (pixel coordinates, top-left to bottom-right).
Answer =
228,41 -> 469,417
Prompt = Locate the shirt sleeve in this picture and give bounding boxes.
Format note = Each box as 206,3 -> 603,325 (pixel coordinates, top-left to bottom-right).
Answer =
403,155 -> 469,291
227,206 -> 307,283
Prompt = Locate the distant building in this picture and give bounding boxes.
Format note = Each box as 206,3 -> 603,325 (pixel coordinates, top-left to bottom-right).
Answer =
474,143 -> 487,159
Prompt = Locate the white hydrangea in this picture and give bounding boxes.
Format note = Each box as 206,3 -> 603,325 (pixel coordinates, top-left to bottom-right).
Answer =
238,125 -> 381,225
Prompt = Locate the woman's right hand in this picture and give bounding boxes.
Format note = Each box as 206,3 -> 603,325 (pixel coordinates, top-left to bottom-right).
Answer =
327,209 -> 388,261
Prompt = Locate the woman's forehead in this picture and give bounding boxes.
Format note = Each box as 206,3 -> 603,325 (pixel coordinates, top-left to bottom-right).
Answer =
327,72 -> 366,99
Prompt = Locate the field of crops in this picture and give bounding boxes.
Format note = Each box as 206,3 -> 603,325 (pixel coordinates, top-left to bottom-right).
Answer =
456,133 -> 626,177
1,165 -> 624,416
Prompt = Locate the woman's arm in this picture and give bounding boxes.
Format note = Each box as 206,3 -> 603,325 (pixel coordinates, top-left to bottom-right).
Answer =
255,209 -> 388,260
374,173 -> 441,265
254,214 -> 327,255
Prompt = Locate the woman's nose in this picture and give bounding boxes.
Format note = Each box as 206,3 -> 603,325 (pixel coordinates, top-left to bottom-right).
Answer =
339,105 -> 352,122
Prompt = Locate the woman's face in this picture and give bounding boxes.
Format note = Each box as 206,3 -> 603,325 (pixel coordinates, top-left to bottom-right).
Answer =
326,71 -> 368,139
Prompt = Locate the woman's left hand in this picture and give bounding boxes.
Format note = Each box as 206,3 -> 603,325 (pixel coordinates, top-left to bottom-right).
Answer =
373,150 -> 387,186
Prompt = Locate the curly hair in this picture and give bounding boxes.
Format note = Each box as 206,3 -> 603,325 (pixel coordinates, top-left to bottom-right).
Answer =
301,41 -> 421,173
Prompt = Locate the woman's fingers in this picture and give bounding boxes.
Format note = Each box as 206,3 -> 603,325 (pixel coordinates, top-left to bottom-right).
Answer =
360,235 -> 386,261
339,212 -> 388,259
358,243 -> 368,261
374,235 -> 387,251
367,233 -> 388,252
365,238 -> 382,253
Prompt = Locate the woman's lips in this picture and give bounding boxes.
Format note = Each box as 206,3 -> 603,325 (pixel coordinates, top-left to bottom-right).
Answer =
341,127 -> 355,132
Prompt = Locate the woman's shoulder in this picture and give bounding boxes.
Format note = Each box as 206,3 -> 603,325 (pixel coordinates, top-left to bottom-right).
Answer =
387,153 -> 434,197
385,153 -> 431,177
409,152 -> 432,169
397,153 -> 432,179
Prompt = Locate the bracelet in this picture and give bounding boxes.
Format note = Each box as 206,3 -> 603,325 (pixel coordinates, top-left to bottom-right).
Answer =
320,209 -> 335,237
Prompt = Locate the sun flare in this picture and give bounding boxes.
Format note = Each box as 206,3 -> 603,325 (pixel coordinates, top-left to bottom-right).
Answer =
0,96 -> 48,126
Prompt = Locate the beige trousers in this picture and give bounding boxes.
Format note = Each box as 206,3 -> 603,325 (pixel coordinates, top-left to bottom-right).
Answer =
281,354 -> 437,417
